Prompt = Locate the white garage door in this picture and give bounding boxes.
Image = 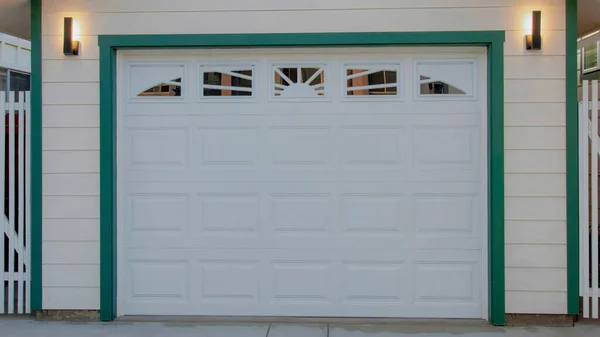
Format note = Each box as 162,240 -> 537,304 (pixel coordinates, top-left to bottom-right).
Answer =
119,48 -> 487,318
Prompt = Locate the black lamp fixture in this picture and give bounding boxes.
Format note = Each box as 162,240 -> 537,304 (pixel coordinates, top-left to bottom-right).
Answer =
63,17 -> 80,55
525,10 -> 542,50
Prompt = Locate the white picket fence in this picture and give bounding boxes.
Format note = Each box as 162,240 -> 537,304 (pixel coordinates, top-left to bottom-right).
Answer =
0,91 -> 30,314
580,80 -> 600,319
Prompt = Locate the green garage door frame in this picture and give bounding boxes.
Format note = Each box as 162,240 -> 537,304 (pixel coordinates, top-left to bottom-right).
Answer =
566,0 -> 580,317
97,31 -> 506,324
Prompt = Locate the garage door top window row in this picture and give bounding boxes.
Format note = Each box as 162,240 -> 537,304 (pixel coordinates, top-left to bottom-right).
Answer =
129,59 -> 477,102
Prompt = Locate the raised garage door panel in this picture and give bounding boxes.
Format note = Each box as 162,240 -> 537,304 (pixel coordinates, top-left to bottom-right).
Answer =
120,48 -> 487,318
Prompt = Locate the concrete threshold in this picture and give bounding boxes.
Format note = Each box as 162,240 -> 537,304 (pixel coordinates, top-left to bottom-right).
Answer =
117,315 -> 490,326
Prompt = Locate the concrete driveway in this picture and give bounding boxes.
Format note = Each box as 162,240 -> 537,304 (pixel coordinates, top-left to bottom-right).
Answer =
1,318 -> 600,337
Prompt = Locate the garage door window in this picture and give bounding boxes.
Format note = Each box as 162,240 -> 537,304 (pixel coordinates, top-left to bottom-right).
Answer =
344,64 -> 401,99
199,65 -> 255,99
138,77 -> 182,97
272,65 -> 326,99
416,60 -> 476,99
129,64 -> 186,100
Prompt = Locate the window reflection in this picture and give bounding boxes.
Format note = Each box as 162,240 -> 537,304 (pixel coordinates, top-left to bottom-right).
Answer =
202,70 -> 253,97
138,78 -> 182,97
419,75 -> 466,95
346,69 -> 397,96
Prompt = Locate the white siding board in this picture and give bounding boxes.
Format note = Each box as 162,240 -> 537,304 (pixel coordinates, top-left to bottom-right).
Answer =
43,174 -> 100,196
505,79 -> 566,103
42,105 -> 100,128
506,268 -> 568,292
42,196 -> 100,219
43,83 -> 100,105
505,150 -> 566,174
42,219 -> 100,242
505,291 -> 567,314
506,244 -> 567,268
505,221 -> 566,245
505,56 -> 566,79
43,242 -> 100,264
505,127 -> 566,150
43,265 -> 100,287
42,128 -> 99,151
43,151 -> 99,173
505,197 -> 566,221
505,174 -> 566,197
42,60 -> 100,82
42,287 -> 100,310
42,0 -> 518,13
504,103 -> 565,127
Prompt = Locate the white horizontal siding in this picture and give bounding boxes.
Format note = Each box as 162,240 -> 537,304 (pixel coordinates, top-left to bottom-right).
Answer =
505,221 -> 566,245
505,197 -> 566,221
506,268 -> 567,292
42,128 -> 99,151
42,105 -> 100,128
505,150 -> 566,174
43,196 -> 100,219
43,151 -> 99,173
505,292 -> 567,314
43,242 -> 100,264
43,83 -> 100,105
504,103 -> 565,127
40,7 -> 566,36
506,244 -> 567,268
43,265 -> 100,287
40,0 -> 568,314
42,219 -> 100,242
505,127 -> 566,150
42,60 -> 100,83
42,287 -> 100,310
505,174 -> 566,197
505,56 -> 566,79
40,0 -> 522,12
505,80 -> 566,103
43,174 -> 100,196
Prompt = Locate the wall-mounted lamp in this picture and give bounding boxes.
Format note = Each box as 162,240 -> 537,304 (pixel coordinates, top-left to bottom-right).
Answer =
525,10 -> 542,50
63,17 -> 80,56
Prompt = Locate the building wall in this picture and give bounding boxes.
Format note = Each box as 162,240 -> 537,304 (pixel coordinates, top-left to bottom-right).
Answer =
40,0 -> 568,314
0,32 -> 31,73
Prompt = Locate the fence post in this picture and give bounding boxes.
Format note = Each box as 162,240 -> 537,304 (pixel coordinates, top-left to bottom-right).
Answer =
7,92 -> 15,314
25,92 -> 31,314
0,92 -> 4,314
583,80 -> 591,318
17,92 -> 25,314
593,80 -> 600,319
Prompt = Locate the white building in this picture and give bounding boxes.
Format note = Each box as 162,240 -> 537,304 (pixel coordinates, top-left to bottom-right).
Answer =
0,32 -> 30,95
0,0 -> 592,326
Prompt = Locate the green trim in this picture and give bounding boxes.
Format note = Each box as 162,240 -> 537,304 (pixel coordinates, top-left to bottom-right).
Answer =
488,40 -> 505,326
98,31 -> 503,49
98,31 -> 506,324
30,0 -> 43,311
99,47 -> 118,321
566,0 -> 579,316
